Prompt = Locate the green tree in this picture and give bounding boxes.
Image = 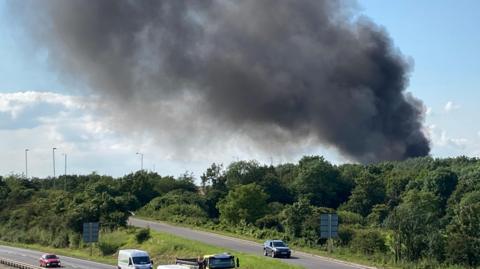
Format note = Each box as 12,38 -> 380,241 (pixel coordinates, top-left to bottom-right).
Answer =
386,190 -> 441,261
342,172 -> 385,216
294,156 -> 351,208
225,160 -> 266,188
282,198 -> 312,238
217,183 -> 269,224
201,163 -> 228,218
446,196 -> 480,267
366,204 -> 389,227
423,168 -> 458,211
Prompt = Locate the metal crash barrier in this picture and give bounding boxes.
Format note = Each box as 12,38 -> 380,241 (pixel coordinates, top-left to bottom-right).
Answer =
0,257 -> 42,269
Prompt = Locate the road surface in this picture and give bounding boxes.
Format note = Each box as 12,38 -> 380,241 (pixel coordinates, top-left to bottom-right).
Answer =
129,218 -> 375,269
0,245 -> 114,269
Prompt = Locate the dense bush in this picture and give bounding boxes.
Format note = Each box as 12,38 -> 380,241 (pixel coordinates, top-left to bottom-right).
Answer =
98,240 -> 122,256
351,229 -> 387,255
135,228 -> 151,244
337,210 -> 365,226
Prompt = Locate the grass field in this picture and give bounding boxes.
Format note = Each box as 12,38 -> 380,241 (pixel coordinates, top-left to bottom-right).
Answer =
1,228 -> 302,269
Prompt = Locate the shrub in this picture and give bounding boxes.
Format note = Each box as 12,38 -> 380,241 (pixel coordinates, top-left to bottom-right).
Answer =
255,214 -> 283,231
366,204 -> 389,227
98,240 -> 121,256
351,229 -> 386,255
338,210 -> 365,226
337,226 -> 355,246
135,228 -> 151,244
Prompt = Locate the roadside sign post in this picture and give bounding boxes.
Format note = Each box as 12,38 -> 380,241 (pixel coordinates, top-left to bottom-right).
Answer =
320,213 -> 338,253
83,222 -> 99,256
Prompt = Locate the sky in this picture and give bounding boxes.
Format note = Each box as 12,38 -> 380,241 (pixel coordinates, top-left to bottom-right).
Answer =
0,0 -> 479,178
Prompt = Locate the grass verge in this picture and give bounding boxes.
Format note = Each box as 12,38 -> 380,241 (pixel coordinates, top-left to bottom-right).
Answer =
133,216 -> 397,269
1,227 -> 302,269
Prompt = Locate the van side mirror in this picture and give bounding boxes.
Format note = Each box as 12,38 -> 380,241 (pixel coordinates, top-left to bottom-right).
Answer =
151,260 -> 154,265
236,258 -> 240,268
128,258 -> 133,266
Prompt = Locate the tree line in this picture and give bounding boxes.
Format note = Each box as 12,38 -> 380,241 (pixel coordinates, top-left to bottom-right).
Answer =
1,156 -> 479,268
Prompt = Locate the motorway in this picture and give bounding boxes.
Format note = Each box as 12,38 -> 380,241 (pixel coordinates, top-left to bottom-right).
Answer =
0,219 -> 374,269
0,245 -> 114,269
129,218 -> 375,269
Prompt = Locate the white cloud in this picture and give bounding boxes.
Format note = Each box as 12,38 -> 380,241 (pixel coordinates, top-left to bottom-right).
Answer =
426,124 -> 469,149
444,101 -> 460,112
0,91 -> 136,177
0,91 -> 91,119
425,107 -> 433,116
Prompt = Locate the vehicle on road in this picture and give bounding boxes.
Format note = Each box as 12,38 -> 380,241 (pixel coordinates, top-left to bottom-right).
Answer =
263,240 -> 291,258
157,253 -> 239,269
118,249 -> 153,269
39,254 -> 61,268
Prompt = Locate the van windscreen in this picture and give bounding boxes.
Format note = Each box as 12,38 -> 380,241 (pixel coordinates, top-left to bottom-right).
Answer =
132,256 -> 150,264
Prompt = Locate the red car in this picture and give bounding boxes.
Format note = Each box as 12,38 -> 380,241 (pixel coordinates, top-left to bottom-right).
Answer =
39,254 -> 61,267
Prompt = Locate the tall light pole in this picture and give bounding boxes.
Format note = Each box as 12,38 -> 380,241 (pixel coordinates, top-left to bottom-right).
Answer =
52,148 -> 57,187
25,149 -> 29,178
64,153 -> 67,176
136,152 -> 144,171
63,153 -> 67,191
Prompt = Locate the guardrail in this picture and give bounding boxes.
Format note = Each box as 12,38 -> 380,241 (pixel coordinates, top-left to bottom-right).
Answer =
0,257 -> 42,269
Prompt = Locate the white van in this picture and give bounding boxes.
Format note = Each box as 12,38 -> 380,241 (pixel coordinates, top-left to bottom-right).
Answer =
118,249 -> 153,269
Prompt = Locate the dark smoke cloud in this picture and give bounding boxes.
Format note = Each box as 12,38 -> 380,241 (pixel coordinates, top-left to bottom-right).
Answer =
12,0 -> 430,162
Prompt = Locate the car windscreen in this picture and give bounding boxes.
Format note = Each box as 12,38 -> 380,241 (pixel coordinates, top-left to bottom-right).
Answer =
273,242 -> 286,247
209,257 -> 235,268
132,256 -> 150,264
45,255 -> 58,259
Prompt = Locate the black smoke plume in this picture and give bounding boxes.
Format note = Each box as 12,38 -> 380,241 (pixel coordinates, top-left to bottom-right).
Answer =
12,0 -> 430,162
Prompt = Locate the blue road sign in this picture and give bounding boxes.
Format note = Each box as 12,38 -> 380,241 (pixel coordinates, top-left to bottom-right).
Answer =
82,222 -> 99,243
320,214 -> 338,238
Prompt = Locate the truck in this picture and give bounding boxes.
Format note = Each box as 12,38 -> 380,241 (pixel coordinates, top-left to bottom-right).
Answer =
157,253 -> 239,269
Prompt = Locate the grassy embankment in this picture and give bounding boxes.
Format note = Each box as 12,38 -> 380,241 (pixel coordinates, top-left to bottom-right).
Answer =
0,227 -> 302,269
135,215 -> 388,268
134,216 -> 466,269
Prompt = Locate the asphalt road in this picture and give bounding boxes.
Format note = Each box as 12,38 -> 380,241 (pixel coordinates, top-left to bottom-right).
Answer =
0,245 -> 114,269
129,218 -> 375,269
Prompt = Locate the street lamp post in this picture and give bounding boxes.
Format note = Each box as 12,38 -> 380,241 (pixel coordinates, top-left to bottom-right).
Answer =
64,153 -> 67,176
63,153 -> 67,191
52,147 -> 57,187
25,149 -> 29,178
136,152 -> 144,171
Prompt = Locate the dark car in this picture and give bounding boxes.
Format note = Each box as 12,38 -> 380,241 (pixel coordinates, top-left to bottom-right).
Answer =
39,254 -> 61,267
263,240 -> 291,258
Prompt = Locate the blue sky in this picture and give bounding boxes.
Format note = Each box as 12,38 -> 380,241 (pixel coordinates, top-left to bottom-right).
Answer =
0,0 -> 479,178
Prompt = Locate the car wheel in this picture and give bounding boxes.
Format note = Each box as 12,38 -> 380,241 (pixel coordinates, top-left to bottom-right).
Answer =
264,249 -> 267,256
271,251 -> 275,258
